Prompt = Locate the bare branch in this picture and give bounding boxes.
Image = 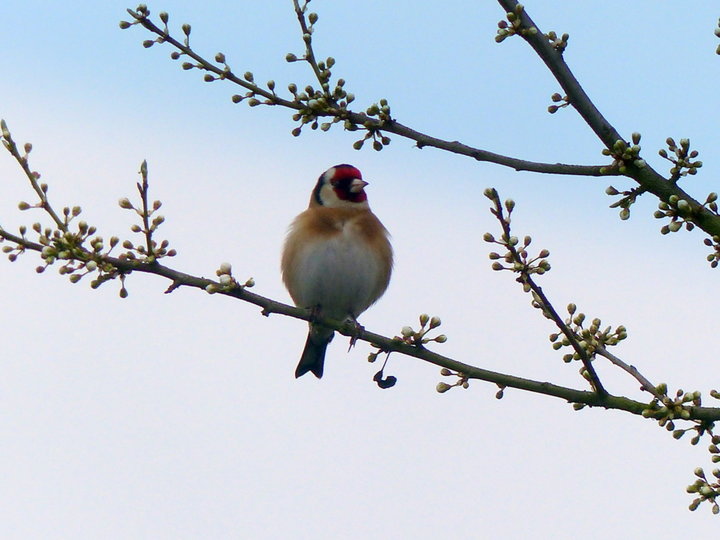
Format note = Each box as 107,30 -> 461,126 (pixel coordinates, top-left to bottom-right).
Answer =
495,0 -> 720,238
596,346 -> 663,400
124,7 -> 613,178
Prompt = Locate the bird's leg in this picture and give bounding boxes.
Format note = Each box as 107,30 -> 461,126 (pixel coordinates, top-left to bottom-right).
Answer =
345,315 -> 365,351
307,304 -> 323,324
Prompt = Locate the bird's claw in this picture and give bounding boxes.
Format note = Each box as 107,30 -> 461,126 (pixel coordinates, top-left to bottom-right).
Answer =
346,318 -> 365,351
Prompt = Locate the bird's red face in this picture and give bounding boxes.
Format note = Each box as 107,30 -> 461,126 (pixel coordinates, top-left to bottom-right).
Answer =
313,164 -> 369,207
329,165 -> 368,203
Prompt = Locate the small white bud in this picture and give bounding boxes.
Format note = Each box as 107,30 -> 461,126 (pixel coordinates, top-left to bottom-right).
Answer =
401,326 -> 414,338
219,262 -> 232,274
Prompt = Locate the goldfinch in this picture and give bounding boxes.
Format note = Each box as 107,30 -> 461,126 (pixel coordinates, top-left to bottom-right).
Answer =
281,164 -> 393,378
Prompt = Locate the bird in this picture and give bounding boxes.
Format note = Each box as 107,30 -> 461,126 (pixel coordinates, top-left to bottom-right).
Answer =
281,164 -> 393,379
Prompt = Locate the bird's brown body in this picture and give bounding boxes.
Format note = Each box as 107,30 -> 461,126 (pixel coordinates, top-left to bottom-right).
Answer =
281,165 -> 392,378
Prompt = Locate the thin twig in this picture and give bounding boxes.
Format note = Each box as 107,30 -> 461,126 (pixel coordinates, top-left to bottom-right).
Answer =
291,0 -> 327,89
491,198 -> 607,396
596,346 -> 663,400
1,122 -> 67,231
137,160 -> 154,258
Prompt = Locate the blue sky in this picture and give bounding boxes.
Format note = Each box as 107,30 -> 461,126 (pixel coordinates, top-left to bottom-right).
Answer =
2,1 -> 719,537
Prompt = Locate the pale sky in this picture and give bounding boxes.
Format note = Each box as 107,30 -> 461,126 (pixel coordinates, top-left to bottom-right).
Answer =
1,1 -> 719,538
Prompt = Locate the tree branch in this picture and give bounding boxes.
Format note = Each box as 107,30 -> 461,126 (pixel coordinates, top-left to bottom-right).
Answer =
2,226 -> 719,422
124,7 -> 615,178
495,0 -> 720,237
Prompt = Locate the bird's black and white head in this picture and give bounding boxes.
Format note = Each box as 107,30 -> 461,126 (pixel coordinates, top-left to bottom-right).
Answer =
310,164 -> 369,209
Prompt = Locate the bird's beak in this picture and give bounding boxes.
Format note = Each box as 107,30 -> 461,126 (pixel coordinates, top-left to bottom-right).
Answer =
349,178 -> 368,193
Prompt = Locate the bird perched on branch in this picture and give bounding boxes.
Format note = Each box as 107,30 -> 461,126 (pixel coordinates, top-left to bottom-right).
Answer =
281,164 -> 393,378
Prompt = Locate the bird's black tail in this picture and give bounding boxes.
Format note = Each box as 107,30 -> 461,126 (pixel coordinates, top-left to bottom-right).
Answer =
295,327 -> 334,378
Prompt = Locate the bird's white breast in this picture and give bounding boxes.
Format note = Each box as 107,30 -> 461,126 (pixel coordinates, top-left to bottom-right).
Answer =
288,221 -> 386,320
